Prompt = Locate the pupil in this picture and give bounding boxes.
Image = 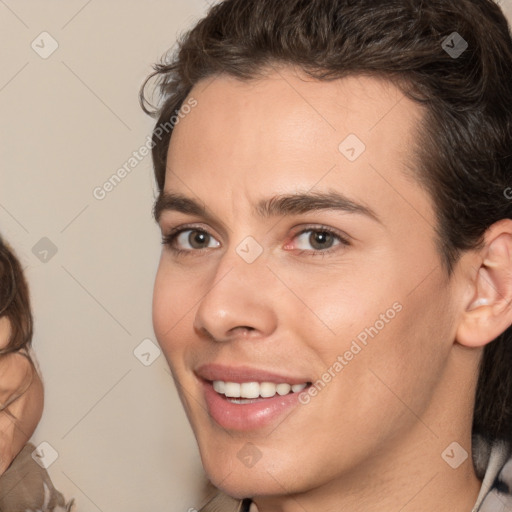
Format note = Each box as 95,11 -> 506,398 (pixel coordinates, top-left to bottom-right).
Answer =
190,231 -> 208,248
311,231 -> 332,250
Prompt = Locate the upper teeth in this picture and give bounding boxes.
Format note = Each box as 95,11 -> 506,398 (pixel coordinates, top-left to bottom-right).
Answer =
213,381 -> 307,399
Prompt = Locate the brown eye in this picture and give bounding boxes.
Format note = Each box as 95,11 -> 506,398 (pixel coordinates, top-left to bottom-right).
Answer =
162,228 -> 221,254
293,228 -> 345,252
188,230 -> 210,249
308,231 -> 335,250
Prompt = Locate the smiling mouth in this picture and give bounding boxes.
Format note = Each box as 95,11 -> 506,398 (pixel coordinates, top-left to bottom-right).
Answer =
200,377 -> 314,430
211,380 -> 312,402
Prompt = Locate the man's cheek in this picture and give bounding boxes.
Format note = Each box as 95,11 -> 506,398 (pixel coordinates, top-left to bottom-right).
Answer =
152,300 -> 170,342
153,279 -> 186,331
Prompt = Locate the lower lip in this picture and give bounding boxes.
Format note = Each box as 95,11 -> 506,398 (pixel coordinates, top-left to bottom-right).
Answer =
201,380 -> 307,431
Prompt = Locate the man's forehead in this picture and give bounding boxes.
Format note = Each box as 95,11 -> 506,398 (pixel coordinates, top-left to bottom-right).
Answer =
188,68 -> 411,121
164,66 -> 433,230
171,69 -> 423,174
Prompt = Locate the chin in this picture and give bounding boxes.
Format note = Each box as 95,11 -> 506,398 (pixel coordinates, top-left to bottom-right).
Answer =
200,447 -> 304,501
209,472 -> 284,501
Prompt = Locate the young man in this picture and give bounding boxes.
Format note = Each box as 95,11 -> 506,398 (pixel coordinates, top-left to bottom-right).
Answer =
142,1 -> 512,510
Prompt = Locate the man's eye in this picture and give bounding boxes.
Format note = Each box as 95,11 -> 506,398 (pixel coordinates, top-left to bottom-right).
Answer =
162,228 -> 220,254
289,228 -> 350,254
161,226 -> 350,256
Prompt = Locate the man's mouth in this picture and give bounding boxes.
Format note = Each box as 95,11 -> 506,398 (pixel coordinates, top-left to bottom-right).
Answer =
195,363 -> 315,427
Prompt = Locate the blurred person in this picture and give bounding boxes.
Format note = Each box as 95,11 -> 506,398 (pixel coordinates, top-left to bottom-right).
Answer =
0,236 -> 74,511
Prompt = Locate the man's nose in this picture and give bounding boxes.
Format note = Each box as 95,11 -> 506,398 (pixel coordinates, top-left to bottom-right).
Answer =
192,243 -> 278,343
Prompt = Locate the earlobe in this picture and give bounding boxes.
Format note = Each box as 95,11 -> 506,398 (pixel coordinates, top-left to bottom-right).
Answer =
456,219 -> 512,348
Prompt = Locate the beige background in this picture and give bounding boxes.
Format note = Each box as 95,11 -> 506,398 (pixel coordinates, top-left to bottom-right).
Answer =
1,1 -> 511,511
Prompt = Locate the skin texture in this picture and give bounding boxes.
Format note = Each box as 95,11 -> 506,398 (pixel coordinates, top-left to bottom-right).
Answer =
0,316 -> 44,475
152,67 -> 512,512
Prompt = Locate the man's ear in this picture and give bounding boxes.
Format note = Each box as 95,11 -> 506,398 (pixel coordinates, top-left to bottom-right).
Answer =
456,218 -> 512,348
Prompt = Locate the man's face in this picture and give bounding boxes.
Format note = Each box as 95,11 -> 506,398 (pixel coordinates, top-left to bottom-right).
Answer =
152,68 -> 461,498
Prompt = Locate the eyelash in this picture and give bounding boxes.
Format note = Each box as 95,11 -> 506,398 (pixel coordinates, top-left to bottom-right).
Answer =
161,224 -> 351,258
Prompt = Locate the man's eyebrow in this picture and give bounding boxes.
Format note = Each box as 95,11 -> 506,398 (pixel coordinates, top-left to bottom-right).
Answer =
255,191 -> 381,223
154,193 -> 212,223
153,191 -> 381,224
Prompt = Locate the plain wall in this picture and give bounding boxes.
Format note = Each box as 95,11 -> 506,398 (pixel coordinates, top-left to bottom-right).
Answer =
1,1 -> 511,511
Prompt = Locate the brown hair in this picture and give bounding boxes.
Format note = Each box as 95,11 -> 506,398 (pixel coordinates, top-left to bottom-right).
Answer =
0,235 -> 37,412
140,0 -> 512,506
